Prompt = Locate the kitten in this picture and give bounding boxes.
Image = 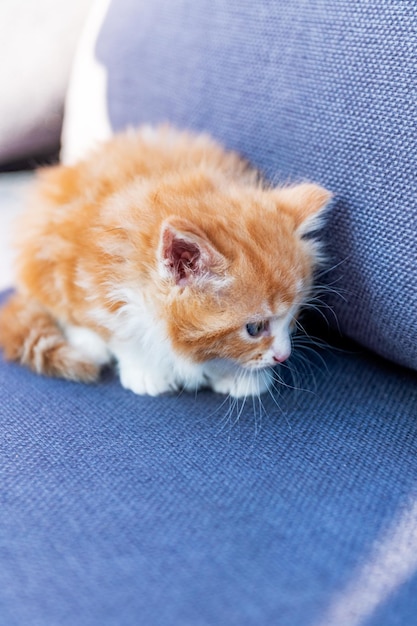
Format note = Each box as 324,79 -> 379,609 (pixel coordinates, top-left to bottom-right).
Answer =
0,126 -> 331,398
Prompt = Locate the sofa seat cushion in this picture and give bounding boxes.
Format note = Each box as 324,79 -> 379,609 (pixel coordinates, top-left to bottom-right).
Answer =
1,287 -> 417,624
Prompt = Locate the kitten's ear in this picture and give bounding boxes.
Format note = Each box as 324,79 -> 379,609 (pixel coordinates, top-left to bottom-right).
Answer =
277,183 -> 332,235
158,217 -> 228,287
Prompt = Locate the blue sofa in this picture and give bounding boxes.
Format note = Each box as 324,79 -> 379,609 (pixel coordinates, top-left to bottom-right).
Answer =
1,1 -> 417,624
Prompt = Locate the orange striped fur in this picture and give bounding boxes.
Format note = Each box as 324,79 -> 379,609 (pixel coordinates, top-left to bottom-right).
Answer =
0,126 -> 331,397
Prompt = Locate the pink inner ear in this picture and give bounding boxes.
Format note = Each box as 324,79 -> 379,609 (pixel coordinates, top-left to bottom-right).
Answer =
160,219 -> 227,287
170,238 -> 202,284
162,227 -> 204,285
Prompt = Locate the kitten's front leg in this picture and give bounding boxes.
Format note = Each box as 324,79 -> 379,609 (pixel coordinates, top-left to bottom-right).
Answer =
205,361 -> 273,398
112,343 -> 178,396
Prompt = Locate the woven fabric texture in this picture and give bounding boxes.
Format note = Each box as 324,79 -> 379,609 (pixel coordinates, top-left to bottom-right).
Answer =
95,0 -> 417,370
1,287 -> 417,624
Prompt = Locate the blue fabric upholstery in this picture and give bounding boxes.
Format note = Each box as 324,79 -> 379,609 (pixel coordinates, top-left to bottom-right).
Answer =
96,0 -> 417,371
1,286 -> 417,624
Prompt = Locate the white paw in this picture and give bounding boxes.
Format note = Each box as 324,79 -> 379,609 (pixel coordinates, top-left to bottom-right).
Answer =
211,368 -> 273,398
119,364 -> 177,396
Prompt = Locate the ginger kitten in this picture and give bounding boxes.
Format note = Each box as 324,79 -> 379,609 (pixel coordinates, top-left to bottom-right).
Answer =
0,126 -> 331,398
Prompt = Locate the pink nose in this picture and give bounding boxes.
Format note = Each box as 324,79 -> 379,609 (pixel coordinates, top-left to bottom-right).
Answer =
273,351 -> 290,363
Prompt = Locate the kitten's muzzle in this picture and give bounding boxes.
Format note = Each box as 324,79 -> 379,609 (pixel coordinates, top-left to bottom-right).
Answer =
272,349 -> 291,364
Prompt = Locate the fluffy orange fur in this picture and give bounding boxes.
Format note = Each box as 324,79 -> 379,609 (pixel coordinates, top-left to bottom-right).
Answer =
0,126 -> 331,397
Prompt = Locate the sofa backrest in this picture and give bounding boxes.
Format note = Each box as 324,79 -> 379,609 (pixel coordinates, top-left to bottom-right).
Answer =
63,0 -> 417,371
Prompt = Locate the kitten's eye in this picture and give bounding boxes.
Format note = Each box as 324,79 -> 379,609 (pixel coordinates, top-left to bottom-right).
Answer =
246,320 -> 269,337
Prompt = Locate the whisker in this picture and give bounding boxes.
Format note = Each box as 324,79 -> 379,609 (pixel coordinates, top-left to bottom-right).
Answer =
255,370 -> 270,437
289,353 -> 319,393
270,366 -> 317,395
227,370 -> 251,440
315,254 -> 351,278
265,375 -> 292,431
215,392 -> 237,436
300,301 -> 332,327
